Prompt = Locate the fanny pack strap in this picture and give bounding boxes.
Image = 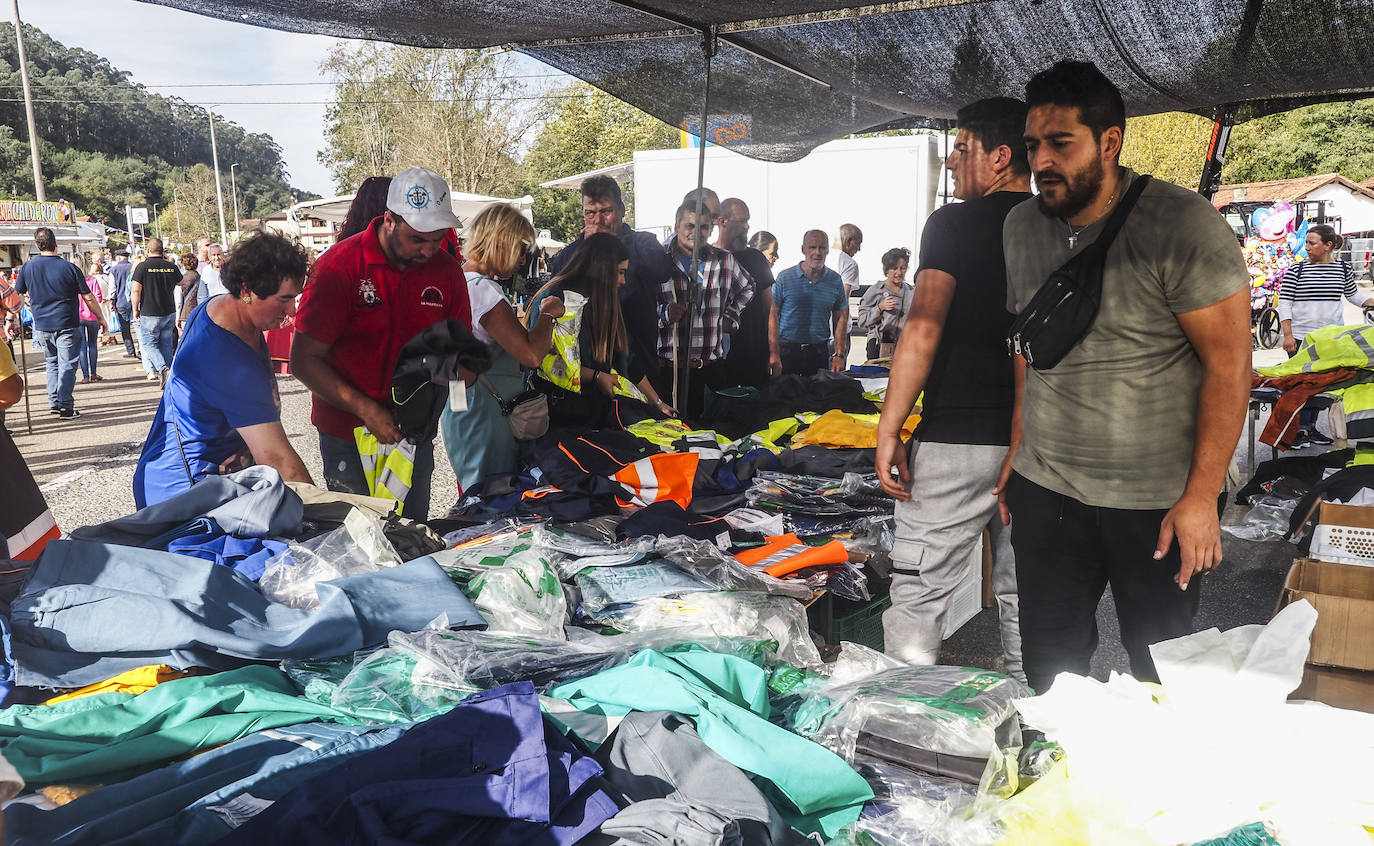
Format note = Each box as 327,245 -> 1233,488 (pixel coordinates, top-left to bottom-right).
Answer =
1090,174 -> 1152,252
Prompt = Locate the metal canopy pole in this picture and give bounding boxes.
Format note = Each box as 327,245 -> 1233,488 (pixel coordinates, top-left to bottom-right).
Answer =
18,330 -> 31,434
1197,105 -> 1237,201
676,27 -> 716,415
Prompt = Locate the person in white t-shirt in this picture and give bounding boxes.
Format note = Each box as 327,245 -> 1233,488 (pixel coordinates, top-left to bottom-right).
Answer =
440,203 -> 564,493
832,223 -> 863,294
200,243 -> 227,299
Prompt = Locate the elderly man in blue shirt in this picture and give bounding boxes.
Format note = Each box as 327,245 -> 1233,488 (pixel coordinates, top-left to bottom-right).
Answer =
770,229 -> 850,376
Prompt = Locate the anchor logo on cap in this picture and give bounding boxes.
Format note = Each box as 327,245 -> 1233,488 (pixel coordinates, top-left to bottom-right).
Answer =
406,185 -> 431,210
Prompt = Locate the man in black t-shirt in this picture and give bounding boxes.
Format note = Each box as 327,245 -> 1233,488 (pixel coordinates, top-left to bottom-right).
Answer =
717,198 -> 778,387
130,238 -> 182,387
875,98 -> 1033,682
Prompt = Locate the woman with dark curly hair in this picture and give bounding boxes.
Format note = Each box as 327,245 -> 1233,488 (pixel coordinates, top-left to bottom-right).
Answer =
133,232 -> 314,507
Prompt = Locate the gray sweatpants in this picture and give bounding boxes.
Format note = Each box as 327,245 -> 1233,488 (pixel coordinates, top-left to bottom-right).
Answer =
882,440 -> 1023,682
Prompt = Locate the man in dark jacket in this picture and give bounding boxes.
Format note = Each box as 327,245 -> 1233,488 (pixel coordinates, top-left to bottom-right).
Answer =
108,250 -> 136,357
551,175 -> 674,388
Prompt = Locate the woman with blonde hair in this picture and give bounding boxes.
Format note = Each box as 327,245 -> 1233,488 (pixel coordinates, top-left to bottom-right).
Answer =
440,202 -> 564,492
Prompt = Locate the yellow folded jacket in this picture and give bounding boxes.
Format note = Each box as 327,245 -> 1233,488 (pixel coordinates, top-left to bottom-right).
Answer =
43,665 -> 195,705
794,409 -> 922,449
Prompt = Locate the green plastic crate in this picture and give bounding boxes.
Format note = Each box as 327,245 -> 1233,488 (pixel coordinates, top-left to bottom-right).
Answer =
830,594 -> 890,652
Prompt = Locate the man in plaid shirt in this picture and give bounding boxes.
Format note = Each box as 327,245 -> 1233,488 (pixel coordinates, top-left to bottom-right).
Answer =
658,202 -> 755,419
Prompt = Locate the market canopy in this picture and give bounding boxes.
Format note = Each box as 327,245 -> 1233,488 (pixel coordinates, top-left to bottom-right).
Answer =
138,0 -> 1374,161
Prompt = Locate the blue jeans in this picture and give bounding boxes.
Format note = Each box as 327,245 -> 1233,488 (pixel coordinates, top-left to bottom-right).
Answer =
138,312 -> 176,372
33,327 -> 79,411
319,429 -> 437,521
77,321 -> 99,379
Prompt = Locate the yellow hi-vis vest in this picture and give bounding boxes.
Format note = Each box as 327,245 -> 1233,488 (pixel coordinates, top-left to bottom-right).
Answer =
1256,324 -> 1374,377
354,427 -> 417,516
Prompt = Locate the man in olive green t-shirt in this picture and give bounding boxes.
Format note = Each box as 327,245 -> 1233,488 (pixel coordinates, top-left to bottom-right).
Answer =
996,61 -> 1251,693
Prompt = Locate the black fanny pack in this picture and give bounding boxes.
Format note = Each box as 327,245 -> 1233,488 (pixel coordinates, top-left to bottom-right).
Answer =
1007,175 -> 1151,370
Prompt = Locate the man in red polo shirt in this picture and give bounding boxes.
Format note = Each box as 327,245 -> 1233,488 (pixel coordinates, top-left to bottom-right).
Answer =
292,167 -> 473,520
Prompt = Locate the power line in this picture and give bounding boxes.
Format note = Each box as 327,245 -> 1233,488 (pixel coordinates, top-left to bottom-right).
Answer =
0,74 -> 572,90
0,93 -> 591,105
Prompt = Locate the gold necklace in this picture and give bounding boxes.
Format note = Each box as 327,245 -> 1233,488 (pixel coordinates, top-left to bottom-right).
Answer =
1065,183 -> 1122,249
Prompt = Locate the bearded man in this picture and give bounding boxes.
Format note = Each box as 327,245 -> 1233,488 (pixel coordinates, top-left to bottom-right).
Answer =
997,60 -> 1251,693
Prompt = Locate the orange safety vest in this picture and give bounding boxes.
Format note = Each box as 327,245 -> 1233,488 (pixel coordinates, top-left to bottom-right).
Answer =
612,452 -> 700,509
734,533 -> 849,578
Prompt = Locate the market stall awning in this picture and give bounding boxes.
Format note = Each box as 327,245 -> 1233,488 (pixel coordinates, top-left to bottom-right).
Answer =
136,0 -> 1374,162
540,162 -> 635,191
287,192 -> 535,226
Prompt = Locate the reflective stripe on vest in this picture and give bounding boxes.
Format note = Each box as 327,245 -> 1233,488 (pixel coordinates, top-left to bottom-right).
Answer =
1257,324 -> 1374,377
538,290 -> 586,391
354,427 -> 416,515
6,507 -> 58,561
734,533 -> 849,578
613,452 -> 699,508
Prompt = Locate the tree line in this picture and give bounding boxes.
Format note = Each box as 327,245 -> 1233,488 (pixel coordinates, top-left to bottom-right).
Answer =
0,25 -> 313,241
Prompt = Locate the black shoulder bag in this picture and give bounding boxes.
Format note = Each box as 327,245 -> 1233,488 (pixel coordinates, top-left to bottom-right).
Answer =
1007,175 -> 1152,370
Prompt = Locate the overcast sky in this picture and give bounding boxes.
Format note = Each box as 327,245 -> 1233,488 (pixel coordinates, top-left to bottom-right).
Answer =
20,0 -> 567,197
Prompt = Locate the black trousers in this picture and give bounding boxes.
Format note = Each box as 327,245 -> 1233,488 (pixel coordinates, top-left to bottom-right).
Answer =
657,358 -> 727,422
779,340 -> 830,377
1004,472 -> 1204,693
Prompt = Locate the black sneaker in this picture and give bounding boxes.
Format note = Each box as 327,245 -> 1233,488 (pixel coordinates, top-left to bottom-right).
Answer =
57,408 -> 81,420
1307,430 -> 1334,446
48,406 -> 61,415
1290,430 -> 1311,449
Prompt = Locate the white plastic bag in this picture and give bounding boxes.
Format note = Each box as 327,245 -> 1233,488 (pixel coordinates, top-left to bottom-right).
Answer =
1011,600 -> 1374,846
259,509 -> 402,609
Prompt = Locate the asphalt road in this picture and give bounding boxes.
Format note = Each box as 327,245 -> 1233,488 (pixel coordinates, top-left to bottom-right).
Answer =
7,329 -> 1312,681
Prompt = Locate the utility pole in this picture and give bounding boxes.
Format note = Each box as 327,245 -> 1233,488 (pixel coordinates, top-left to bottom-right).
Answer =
172,186 -> 182,242
230,163 -> 241,240
208,112 -> 228,246
152,203 -> 160,240
11,0 -> 45,201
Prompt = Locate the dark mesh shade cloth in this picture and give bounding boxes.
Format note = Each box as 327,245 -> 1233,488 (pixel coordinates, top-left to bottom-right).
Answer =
137,0 -> 1374,161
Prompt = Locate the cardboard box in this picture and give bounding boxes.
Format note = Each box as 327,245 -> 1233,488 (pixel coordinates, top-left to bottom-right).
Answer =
1290,665 -> 1374,714
1309,502 -> 1374,566
1279,558 -> 1374,672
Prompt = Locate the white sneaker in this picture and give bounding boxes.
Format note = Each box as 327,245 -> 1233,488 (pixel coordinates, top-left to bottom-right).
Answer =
145,373 -> 159,381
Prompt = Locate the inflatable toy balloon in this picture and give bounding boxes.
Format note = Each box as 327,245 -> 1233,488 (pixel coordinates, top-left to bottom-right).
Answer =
1257,202 -> 1296,242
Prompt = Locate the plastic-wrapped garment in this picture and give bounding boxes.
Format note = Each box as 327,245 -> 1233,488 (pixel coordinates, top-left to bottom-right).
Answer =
584,591 -> 823,669
441,517 -> 531,547
426,527 -> 537,582
387,627 -> 779,695
722,507 -> 789,538
655,536 -> 814,601
531,524 -> 659,579
465,548 -> 569,639
1006,600 -> 1374,846
1220,488 -> 1302,541
539,289 -> 585,391
747,471 -> 894,518
826,762 -> 999,846
786,666 -> 1032,785
259,510 -> 403,609
575,561 -> 717,613
285,645 -> 470,725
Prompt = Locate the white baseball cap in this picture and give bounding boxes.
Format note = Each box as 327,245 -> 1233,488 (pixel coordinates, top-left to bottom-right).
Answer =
386,167 -> 464,233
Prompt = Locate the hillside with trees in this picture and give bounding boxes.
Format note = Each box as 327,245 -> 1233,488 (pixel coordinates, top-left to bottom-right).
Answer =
0,25 -> 314,240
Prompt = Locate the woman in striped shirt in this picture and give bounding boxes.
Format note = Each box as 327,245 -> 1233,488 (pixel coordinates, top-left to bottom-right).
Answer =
1278,224 -> 1374,445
